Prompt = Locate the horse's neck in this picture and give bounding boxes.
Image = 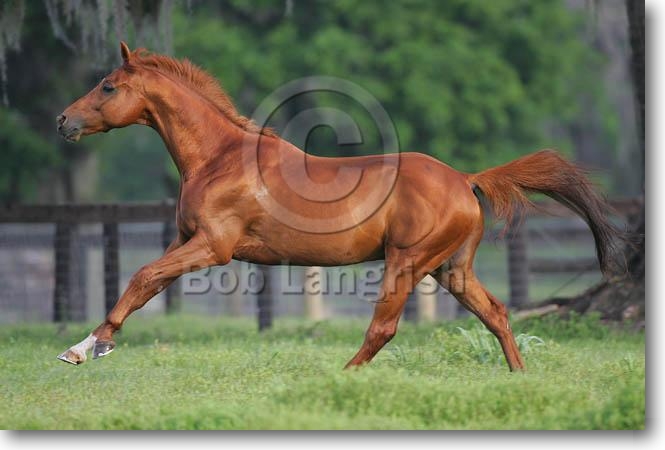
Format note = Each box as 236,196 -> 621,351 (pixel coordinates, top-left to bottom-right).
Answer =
144,76 -> 309,182
146,83 -> 245,180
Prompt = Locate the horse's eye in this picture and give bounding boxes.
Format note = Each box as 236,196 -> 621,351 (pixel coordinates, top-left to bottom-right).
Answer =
102,83 -> 115,94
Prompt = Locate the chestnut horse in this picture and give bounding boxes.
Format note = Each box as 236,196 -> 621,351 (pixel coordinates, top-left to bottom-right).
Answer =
56,42 -> 621,371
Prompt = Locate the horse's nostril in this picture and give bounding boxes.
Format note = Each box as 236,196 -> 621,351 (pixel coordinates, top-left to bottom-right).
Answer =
56,114 -> 66,127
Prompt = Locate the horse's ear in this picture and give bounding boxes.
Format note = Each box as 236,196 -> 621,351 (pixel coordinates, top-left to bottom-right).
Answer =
120,41 -> 131,64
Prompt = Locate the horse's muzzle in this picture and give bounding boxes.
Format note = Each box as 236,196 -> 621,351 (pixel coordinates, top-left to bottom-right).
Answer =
56,114 -> 82,142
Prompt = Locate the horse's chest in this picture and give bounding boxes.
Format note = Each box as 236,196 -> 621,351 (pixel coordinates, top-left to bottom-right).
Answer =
175,204 -> 197,237
176,182 -> 244,238
175,190 -> 205,236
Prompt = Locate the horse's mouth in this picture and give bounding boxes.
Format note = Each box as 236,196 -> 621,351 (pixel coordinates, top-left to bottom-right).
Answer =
61,128 -> 81,143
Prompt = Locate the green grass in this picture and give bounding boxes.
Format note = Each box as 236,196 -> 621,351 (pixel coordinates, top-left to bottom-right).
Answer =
0,314 -> 644,430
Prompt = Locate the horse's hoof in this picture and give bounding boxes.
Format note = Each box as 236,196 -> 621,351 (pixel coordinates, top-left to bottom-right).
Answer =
57,349 -> 86,365
92,340 -> 116,359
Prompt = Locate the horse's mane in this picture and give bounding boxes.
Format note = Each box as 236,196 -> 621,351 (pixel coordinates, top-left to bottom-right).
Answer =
127,49 -> 276,137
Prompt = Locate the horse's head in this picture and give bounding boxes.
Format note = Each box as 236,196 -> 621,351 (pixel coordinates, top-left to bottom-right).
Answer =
57,42 -> 148,142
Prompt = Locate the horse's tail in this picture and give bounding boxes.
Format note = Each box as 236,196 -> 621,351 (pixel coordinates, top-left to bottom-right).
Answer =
467,149 -> 625,276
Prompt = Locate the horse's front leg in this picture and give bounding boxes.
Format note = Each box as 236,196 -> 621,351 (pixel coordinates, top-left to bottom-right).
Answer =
57,233 -> 222,365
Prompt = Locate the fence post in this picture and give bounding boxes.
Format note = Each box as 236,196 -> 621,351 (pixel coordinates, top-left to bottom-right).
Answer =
416,276 -> 437,322
53,222 -> 73,322
507,215 -> 529,309
226,261 -> 245,317
71,231 -> 87,321
440,290 -> 459,320
103,222 -> 119,315
304,266 -> 325,320
256,265 -> 273,331
162,219 -> 181,314
403,290 -> 418,322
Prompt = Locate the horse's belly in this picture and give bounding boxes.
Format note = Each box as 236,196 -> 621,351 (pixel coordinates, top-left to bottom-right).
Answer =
233,231 -> 384,266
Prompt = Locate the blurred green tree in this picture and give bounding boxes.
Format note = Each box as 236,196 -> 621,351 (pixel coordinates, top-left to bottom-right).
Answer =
0,0 -> 175,203
0,0 -> 621,202
0,107 -> 57,203
169,0 -> 615,175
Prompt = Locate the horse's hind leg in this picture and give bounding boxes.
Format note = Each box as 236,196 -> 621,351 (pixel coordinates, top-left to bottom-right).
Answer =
344,246 -> 455,368
438,270 -> 525,371
434,238 -> 525,371
343,258 -> 412,368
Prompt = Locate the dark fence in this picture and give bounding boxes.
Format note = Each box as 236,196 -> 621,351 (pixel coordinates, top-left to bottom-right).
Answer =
1,201 -> 178,323
0,197 -> 640,327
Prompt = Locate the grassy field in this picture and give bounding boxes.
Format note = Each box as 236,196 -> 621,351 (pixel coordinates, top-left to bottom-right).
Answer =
0,314 -> 644,430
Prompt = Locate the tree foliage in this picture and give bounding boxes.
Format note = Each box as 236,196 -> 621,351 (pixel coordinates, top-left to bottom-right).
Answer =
0,107 -> 57,202
170,0 -> 613,173
0,0 -> 620,201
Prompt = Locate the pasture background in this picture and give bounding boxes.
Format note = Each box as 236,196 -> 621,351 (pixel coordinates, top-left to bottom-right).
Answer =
0,314 -> 644,430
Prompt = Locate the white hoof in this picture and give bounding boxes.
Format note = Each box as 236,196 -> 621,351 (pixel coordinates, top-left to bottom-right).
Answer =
57,348 -> 86,365
56,334 -> 97,366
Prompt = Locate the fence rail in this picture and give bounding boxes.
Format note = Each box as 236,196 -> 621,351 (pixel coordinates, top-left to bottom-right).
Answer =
0,201 -> 176,223
0,196 -> 641,327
